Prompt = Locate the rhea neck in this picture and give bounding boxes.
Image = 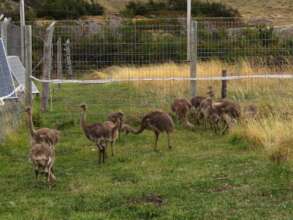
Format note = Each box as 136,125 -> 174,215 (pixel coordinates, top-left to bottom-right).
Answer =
80,109 -> 87,131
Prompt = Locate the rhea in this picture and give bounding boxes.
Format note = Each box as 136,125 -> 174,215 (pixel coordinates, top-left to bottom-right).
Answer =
25,106 -> 60,145
131,110 -> 174,151
80,104 -> 118,163
171,98 -> 194,128
30,142 -> 56,187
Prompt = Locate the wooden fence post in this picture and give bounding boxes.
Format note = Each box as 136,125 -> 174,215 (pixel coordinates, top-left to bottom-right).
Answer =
65,39 -> 73,78
57,37 -> 63,88
221,69 -> 228,99
190,20 -> 197,97
25,25 -> 32,107
41,22 -> 55,112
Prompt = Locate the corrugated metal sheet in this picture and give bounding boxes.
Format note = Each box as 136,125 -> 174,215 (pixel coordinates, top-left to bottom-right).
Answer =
0,38 -> 16,99
7,56 -> 39,94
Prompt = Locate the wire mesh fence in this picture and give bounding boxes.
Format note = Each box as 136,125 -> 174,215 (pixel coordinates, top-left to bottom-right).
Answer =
28,18 -> 293,110
2,17 -> 293,139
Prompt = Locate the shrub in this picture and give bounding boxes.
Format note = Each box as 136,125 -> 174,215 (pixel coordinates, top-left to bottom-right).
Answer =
122,0 -> 241,18
35,0 -> 104,19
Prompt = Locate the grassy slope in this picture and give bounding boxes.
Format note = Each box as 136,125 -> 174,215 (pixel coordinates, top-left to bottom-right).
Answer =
0,83 -> 292,219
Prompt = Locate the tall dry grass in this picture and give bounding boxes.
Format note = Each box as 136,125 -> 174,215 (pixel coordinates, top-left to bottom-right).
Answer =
231,116 -> 292,163
87,60 -> 292,100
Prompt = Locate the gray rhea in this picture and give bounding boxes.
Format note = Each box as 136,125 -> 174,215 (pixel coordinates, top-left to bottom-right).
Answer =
80,104 -> 114,164
132,110 -> 174,150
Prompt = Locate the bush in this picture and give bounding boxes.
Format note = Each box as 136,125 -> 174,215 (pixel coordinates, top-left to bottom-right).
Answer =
35,0 -> 104,20
122,0 -> 241,18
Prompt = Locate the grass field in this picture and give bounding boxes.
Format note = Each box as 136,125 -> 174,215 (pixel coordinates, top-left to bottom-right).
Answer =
1,68 -> 293,219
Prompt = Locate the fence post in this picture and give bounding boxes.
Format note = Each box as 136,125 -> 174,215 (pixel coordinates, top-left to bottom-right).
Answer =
57,37 -> 63,88
190,20 -> 197,97
221,69 -> 228,99
65,39 -> 73,78
187,0 -> 192,61
25,25 -> 32,107
41,22 -> 55,112
20,0 -> 26,64
1,18 -> 10,52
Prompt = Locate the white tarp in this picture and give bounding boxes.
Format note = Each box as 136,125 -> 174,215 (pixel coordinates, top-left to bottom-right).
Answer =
7,56 -> 39,94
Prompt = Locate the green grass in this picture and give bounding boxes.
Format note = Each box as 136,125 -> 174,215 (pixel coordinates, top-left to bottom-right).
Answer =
0,83 -> 293,219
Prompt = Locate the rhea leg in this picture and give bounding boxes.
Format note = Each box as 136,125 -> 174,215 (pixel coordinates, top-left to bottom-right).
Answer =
97,143 -> 102,164
154,131 -> 159,151
167,132 -> 172,149
110,141 -> 114,156
35,169 -> 39,180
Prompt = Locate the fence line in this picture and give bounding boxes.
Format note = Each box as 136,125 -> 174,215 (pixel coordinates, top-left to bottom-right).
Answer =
31,73 -> 293,84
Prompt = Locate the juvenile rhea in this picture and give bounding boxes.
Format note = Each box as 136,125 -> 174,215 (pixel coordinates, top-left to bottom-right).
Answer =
103,119 -> 121,157
131,110 -> 174,151
80,104 -> 117,164
30,141 -> 56,187
171,98 -> 194,128
25,106 -> 60,145
107,111 -> 124,139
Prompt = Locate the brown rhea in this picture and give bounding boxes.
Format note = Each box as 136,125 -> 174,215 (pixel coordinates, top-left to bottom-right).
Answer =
107,111 -> 124,139
190,96 -> 206,124
131,110 -> 174,151
213,99 -> 241,120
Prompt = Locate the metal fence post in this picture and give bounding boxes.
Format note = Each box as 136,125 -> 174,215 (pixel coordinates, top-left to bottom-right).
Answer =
187,0 -> 192,61
41,22 -> 55,112
20,0 -> 26,64
25,25 -> 32,107
190,20 -> 197,97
